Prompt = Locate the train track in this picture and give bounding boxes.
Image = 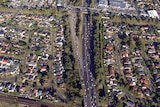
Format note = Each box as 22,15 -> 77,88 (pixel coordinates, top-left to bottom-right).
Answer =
0,94 -> 66,107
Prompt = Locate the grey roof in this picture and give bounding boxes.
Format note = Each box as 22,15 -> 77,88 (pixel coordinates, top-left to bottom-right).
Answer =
99,0 -> 108,5
108,0 -> 126,8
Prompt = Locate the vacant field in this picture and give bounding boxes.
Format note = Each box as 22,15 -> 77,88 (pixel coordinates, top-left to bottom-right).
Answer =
0,101 -> 18,107
0,101 -> 35,107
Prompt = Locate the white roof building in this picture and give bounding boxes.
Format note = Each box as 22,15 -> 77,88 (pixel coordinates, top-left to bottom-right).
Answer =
147,10 -> 159,19
98,0 -> 108,7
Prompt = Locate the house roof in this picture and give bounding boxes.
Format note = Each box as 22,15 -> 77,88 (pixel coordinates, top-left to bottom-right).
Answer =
106,45 -> 113,51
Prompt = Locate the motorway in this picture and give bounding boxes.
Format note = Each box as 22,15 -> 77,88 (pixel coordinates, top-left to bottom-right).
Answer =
69,4 -> 97,107
68,1 -> 97,107
81,13 -> 97,107
80,0 -> 97,107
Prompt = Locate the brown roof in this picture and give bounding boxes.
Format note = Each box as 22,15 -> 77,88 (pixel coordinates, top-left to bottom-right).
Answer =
106,45 -> 113,51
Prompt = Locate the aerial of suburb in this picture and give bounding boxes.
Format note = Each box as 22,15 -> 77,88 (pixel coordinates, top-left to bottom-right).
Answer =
0,0 -> 159,107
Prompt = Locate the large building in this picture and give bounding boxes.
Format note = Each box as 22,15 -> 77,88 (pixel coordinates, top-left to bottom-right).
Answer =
98,0 -> 128,9
108,0 -> 127,8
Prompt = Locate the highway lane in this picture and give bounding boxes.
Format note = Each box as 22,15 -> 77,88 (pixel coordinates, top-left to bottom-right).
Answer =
81,13 -> 89,107
80,0 -> 97,107
82,15 -> 90,106
81,7 -> 97,106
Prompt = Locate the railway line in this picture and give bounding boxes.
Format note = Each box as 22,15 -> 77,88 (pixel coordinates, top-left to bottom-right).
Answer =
0,94 -> 66,107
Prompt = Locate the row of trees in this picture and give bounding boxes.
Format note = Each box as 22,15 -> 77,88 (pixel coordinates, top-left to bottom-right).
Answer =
76,12 -> 81,38
109,13 -> 160,27
92,13 -> 109,105
62,16 -> 83,104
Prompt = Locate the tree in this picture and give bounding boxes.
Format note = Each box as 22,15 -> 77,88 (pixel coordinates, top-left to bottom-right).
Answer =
135,38 -> 144,50
128,37 -> 135,50
62,15 -> 82,103
65,70 -> 82,101
39,79 -> 45,86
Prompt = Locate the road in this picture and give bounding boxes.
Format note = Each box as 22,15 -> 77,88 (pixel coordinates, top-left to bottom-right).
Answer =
81,13 -> 96,107
64,5 -> 138,16
69,3 -> 93,107
67,1 -> 97,106
68,3 -> 97,107
80,0 -> 97,107
22,28 -> 32,69
114,37 -> 126,82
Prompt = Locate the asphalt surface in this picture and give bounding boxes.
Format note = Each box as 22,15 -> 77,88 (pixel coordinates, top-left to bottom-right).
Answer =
81,12 -> 97,107
64,5 -> 138,16
80,0 -> 97,107
82,13 -> 91,107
